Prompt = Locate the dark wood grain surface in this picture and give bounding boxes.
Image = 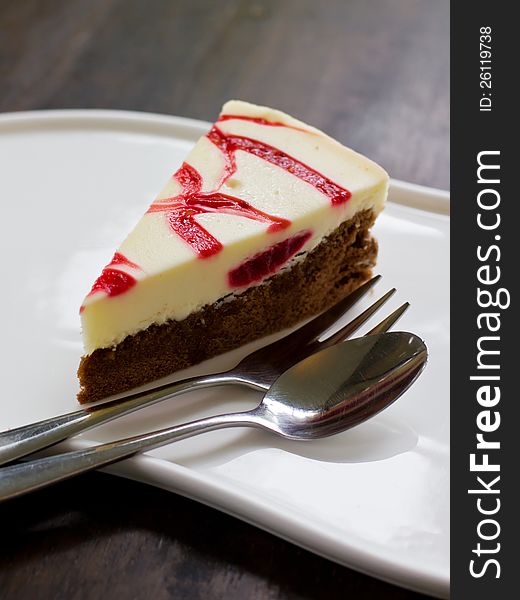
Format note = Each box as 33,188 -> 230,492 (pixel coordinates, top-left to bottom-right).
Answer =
0,1 -> 449,598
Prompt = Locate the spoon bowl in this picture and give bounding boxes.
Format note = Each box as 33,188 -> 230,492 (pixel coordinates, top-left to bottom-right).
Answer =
256,332 -> 427,439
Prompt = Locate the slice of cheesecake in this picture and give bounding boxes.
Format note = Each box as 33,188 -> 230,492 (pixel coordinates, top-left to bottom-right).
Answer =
78,100 -> 388,403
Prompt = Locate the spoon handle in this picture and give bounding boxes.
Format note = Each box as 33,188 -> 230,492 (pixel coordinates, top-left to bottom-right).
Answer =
0,371 -> 244,467
0,410 -> 261,502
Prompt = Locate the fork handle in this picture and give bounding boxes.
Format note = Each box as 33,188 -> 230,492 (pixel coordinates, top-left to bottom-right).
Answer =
0,371 -> 245,467
0,410 -> 261,502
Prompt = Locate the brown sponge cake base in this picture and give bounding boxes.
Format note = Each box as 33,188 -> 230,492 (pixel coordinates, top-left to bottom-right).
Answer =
77,209 -> 378,403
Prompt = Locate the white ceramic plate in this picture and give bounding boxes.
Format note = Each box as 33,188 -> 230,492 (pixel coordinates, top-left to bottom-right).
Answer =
0,110 -> 449,598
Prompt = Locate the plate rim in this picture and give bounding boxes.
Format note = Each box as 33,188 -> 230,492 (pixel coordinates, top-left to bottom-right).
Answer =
55,435 -> 449,599
1,108 -> 450,599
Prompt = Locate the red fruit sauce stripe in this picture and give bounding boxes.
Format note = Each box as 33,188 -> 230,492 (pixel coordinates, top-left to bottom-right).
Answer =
110,252 -> 142,271
228,230 -> 312,288
207,126 -> 351,206
147,163 -> 290,258
81,252 -> 142,311
217,114 -> 307,132
88,269 -> 138,299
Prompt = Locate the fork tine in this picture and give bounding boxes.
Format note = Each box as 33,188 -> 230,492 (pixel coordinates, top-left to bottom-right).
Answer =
318,288 -> 396,347
366,302 -> 410,335
274,275 -> 381,349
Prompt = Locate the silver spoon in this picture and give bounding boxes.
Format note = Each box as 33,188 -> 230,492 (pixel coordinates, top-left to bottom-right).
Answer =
0,332 -> 427,502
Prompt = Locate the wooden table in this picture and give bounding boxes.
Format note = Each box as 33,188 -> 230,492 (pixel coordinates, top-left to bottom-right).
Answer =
0,1 -> 449,598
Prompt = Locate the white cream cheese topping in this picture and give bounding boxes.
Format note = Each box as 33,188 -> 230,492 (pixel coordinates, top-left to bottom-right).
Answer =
80,100 -> 388,353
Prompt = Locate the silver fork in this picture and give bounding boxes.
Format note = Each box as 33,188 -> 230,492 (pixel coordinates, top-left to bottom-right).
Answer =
0,276 -> 408,466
